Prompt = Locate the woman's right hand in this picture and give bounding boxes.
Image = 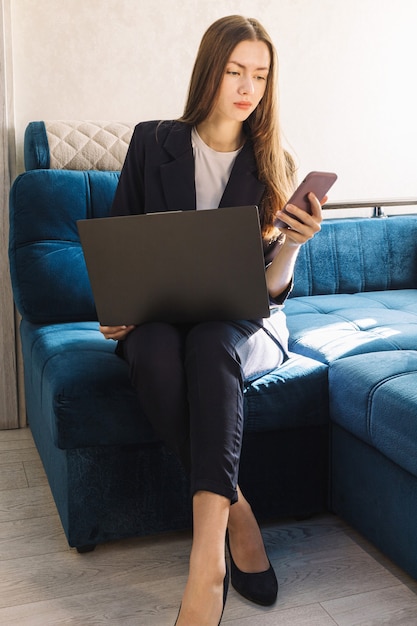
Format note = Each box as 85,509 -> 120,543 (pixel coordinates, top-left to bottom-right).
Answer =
99,325 -> 135,341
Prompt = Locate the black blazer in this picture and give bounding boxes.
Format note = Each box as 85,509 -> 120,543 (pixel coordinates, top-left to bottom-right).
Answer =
111,120 -> 266,216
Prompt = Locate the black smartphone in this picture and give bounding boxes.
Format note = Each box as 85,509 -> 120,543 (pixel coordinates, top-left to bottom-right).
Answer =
275,171 -> 337,228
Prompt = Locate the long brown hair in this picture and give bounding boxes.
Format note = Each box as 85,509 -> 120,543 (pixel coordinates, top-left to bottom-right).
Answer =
180,15 -> 296,239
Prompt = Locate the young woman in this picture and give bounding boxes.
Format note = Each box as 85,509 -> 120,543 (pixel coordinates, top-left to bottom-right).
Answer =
100,15 -> 323,626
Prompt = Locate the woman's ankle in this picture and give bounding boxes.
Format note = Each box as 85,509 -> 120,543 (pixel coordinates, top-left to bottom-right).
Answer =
177,570 -> 225,626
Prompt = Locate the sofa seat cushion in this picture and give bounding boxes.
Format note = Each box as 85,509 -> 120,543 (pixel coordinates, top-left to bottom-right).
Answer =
21,320 -> 329,450
20,320 -> 154,450
244,352 -> 329,432
329,350 -> 417,478
285,290 -> 417,363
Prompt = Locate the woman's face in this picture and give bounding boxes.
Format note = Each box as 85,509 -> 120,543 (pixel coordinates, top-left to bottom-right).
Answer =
211,40 -> 271,125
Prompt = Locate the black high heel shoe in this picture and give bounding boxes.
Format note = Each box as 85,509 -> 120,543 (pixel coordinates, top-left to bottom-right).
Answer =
174,562 -> 229,625
226,533 -> 278,606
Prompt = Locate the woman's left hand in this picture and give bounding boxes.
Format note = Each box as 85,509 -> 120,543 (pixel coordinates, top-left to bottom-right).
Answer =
276,192 -> 326,246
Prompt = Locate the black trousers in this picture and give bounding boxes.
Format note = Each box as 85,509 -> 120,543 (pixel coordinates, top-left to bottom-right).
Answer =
122,312 -> 288,504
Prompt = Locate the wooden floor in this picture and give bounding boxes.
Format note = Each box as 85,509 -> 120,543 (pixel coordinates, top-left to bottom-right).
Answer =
1,428 -> 417,625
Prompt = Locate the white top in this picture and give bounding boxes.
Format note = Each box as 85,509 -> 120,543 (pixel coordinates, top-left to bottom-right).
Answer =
191,127 -> 242,210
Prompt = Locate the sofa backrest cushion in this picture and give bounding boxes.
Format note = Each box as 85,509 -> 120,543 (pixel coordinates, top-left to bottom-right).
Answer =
9,169 -> 119,324
291,215 -> 417,297
24,121 -> 134,171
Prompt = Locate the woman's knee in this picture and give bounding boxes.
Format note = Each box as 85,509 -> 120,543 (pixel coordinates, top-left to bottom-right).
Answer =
185,322 -> 244,386
186,321 -> 238,358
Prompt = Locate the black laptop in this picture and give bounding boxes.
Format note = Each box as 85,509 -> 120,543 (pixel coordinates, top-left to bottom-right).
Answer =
77,205 -> 270,326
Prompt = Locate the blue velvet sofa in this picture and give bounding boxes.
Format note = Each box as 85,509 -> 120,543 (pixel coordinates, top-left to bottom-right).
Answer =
8,122 -> 417,581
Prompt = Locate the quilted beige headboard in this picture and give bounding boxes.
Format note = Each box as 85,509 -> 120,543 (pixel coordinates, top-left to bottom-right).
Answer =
24,120 -> 135,171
